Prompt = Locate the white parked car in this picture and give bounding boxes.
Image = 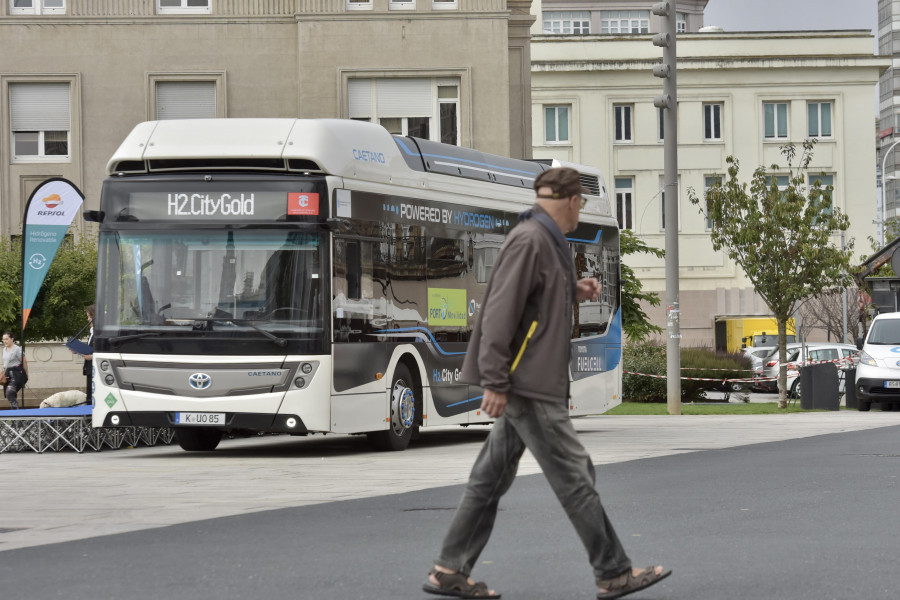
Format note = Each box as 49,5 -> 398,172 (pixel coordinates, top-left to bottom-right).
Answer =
758,342 -> 858,397
856,312 -> 900,411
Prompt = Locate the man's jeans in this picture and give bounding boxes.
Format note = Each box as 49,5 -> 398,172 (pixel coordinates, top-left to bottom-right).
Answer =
436,393 -> 632,581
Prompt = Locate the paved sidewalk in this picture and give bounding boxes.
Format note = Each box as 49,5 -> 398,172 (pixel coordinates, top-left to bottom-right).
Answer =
3,411 -> 900,552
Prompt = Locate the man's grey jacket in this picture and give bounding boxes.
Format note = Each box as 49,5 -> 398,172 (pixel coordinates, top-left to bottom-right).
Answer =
460,203 -> 576,403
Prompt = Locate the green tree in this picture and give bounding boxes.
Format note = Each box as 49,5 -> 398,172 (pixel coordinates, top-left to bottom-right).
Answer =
0,235 -> 97,341
620,230 -> 664,342
688,140 -> 854,408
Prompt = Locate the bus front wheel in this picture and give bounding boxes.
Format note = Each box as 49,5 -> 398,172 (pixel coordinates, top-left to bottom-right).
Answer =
367,363 -> 418,451
175,427 -> 222,451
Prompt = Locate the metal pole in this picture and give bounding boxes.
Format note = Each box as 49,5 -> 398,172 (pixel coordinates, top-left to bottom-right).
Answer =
880,138 -> 900,247
841,231 -> 848,344
663,5 -> 681,415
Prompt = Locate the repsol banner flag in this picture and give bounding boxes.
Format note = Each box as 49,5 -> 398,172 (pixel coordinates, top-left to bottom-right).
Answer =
21,178 -> 85,330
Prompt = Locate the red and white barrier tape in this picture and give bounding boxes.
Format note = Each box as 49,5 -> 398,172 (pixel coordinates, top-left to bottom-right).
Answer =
624,371 -> 776,383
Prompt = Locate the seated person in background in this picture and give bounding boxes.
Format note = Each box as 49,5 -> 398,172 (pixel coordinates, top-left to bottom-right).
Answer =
2,331 -> 28,410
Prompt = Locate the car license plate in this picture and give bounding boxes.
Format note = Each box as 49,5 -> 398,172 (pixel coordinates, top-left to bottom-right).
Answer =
175,412 -> 225,425
885,381 -> 900,389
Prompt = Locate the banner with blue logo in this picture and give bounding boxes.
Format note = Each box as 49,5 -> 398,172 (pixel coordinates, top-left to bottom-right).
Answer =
21,178 -> 85,330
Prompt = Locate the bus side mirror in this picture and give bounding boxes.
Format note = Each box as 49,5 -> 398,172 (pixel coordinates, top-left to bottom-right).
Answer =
83,210 -> 104,223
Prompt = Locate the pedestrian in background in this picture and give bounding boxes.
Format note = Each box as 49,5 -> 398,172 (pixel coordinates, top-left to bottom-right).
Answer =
2,331 -> 28,410
79,305 -> 95,403
423,167 -> 670,600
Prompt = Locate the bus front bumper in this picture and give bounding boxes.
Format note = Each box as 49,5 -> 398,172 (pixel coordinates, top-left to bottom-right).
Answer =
101,411 -> 309,434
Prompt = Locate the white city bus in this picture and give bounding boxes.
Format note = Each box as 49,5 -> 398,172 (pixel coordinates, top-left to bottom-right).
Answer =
89,119 -> 623,451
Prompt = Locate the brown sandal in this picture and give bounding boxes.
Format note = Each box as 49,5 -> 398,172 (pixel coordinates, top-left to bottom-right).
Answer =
423,567 -> 501,599
596,565 -> 671,600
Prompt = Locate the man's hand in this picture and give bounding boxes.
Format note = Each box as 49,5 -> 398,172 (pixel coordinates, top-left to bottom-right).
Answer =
576,277 -> 601,302
481,388 -> 508,418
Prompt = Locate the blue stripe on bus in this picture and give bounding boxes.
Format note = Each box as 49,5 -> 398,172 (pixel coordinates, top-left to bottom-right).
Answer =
373,327 -> 467,356
447,395 -> 482,408
566,230 -> 602,244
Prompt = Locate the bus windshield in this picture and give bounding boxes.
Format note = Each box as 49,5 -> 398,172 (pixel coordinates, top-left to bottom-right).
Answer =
96,228 -> 325,350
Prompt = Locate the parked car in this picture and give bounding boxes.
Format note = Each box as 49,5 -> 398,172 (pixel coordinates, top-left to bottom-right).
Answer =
741,346 -> 777,391
757,342 -> 858,397
855,312 -> 900,411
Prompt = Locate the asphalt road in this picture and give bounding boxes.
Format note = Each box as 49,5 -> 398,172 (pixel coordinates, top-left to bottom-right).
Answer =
2,420 -> 899,600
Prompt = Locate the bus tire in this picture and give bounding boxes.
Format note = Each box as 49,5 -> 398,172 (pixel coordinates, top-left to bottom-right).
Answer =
367,363 -> 418,451
175,427 -> 222,451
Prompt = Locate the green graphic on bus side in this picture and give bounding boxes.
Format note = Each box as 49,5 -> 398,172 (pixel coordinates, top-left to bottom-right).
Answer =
104,393 -> 118,408
428,288 -> 467,326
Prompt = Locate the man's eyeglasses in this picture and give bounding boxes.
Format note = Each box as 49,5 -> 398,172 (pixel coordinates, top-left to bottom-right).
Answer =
537,194 -> 588,209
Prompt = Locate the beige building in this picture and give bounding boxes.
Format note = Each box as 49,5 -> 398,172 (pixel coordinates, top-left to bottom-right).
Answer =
1,0 -> 535,234
0,0 -> 535,392
531,30 -> 889,346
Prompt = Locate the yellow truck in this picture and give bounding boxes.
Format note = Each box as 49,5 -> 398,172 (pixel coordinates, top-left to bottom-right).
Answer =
721,317 -> 796,354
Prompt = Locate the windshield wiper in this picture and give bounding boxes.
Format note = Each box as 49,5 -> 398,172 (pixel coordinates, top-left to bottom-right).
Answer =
190,318 -> 288,348
109,332 -> 164,344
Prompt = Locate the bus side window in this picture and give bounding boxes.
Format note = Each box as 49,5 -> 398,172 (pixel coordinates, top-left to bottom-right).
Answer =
346,241 -> 361,300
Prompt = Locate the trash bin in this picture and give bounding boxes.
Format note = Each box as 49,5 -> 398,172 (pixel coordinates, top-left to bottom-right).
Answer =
843,367 -> 857,409
799,362 -> 840,411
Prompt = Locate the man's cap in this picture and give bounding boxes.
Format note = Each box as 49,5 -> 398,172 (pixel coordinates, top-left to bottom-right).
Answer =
533,167 -> 589,199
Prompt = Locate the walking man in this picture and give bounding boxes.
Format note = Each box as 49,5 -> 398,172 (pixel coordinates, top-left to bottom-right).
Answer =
423,167 -> 670,600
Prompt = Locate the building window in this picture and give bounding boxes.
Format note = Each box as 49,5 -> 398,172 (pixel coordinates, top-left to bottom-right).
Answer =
349,78 -> 459,146
601,10 -> 649,34
157,0 -> 210,13
704,175 -> 722,229
808,102 -> 833,138
809,173 -> 834,214
676,12 -> 686,32
615,177 -> 634,230
658,107 -> 665,141
438,85 -> 460,145
704,103 -> 723,141
10,82 -> 70,161
543,11 -> 591,34
389,0 -> 414,10
660,177 -> 681,230
764,102 -> 789,139
544,106 -> 570,144
155,81 -> 217,120
614,104 -> 632,142
432,0 -> 456,9
10,0 -> 65,14
346,0 -> 372,9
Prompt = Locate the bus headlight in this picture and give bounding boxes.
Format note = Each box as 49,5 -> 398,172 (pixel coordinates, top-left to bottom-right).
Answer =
100,360 -> 111,372
294,377 -> 306,388
301,363 -> 313,374
104,375 -> 115,386
110,415 -> 120,425
286,417 -> 297,428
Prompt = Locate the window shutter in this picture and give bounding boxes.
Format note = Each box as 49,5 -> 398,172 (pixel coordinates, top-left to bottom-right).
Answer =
10,83 -> 71,131
376,79 -> 432,117
348,79 -> 373,118
156,81 -> 216,120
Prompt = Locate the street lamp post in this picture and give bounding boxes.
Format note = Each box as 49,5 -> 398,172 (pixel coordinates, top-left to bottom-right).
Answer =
880,138 -> 900,247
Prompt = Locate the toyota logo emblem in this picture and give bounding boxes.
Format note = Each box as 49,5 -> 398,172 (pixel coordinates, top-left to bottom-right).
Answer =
189,373 -> 212,390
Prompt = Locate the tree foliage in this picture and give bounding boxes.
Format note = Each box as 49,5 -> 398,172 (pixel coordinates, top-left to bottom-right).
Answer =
688,140 -> 855,408
0,235 -> 97,341
620,229 -> 665,342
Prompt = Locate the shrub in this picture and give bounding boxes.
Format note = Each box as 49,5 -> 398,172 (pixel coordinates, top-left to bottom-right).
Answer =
623,342 -> 752,402
623,341 -> 667,402
0,235 -> 97,341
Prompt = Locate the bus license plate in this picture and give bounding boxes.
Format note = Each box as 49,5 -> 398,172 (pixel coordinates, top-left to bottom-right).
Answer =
885,381 -> 900,389
175,412 -> 225,425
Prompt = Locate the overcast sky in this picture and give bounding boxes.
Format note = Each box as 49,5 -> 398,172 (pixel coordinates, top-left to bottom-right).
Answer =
703,0 -> 877,34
